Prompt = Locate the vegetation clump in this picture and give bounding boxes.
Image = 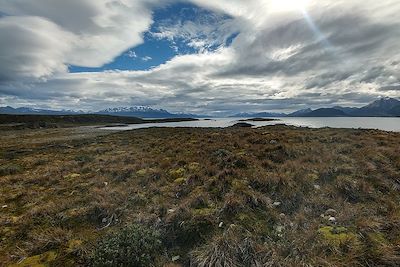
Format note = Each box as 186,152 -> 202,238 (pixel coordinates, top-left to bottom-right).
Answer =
0,163 -> 22,176
91,224 -> 162,267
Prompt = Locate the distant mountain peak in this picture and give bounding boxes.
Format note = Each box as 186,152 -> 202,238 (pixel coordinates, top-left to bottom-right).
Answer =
365,97 -> 400,110
99,106 -> 168,113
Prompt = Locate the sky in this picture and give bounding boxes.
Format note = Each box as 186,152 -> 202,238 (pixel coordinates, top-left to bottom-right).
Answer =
0,0 -> 399,115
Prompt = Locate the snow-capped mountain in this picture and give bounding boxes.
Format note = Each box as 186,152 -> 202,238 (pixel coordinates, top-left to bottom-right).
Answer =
0,106 -> 82,115
96,106 -> 208,118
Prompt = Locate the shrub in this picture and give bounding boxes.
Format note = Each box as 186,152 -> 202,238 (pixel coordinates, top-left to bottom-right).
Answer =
91,224 -> 162,267
0,163 -> 22,176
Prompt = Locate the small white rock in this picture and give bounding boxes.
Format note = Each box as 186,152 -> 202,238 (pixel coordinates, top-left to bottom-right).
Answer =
273,201 -> 281,207
313,184 -> 321,190
276,225 -> 284,233
219,222 -> 224,228
1,205 -> 7,209
328,216 -> 337,223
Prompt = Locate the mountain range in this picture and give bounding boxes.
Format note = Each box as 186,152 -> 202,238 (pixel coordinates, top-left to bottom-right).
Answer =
234,97 -> 400,117
0,106 -> 207,118
1,98 -> 399,118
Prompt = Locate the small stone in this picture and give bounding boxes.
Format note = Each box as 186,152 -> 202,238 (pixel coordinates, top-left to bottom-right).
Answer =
218,222 -> 224,228
276,225 -> 284,233
104,182 -> 108,186
167,209 -> 175,214
1,205 -> 7,209
313,184 -> 321,190
172,255 -> 180,262
273,201 -> 281,207
328,216 -> 337,223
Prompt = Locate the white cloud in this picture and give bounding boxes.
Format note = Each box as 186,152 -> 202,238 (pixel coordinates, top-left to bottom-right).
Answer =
0,0 -> 400,113
141,56 -> 152,62
0,0 -> 171,80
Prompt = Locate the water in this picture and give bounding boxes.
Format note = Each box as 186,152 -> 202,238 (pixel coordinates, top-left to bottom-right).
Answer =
100,117 -> 400,132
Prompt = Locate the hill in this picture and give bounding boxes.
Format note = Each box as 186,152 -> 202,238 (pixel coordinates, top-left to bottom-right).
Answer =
302,108 -> 348,117
0,114 -> 197,129
289,97 -> 400,117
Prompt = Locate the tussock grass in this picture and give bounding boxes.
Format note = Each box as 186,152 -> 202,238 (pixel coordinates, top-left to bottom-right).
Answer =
0,125 -> 399,266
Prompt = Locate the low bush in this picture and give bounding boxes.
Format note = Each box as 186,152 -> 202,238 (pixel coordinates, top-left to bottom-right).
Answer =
91,224 -> 162,267
0,163 -> 22,176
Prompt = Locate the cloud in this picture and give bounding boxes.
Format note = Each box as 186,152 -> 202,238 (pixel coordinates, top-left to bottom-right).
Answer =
150,5 -> 238,53
0,0 -> 170,80
0,16 -> 75,81
141,56 -> 153,62
0,0 -> 400,113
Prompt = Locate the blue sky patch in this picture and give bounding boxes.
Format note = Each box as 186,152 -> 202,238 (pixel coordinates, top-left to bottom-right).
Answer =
69,2 -> 234,73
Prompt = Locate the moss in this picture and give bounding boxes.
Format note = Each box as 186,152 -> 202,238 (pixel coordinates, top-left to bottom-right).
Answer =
236,212 -> 271,236
63,173 -> 81,179
307,173 -> 319,181
136,169 -> 149,176
66,239 -> 83,253
9,251 -> 57,267
174,177 -> 187,185
232,179 -> 248,192
169,168 -> 185,179
187,162 -> 201,172
367,232 -> 388,245
192,208 -> 215,217
318,226 -> 358,246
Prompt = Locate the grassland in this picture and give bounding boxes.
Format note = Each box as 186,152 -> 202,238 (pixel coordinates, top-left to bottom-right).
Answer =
0,125 -> 399,266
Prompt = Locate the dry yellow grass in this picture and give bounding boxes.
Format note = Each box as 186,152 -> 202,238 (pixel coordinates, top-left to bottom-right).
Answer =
0,125 -> 399,266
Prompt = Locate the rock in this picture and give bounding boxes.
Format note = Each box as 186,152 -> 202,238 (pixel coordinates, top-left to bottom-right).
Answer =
172,255 -> 180,262
276,225 -> 284,233
218,222 -> 224,228
325,209 -> 337,215
104,182 -> 108,186
167,209 -> 175,214
275,225 -> 284,237
2,205 -> 7,209
270,140 -> 278,144
273,201 -> 281,207
313,184 -> 321,190
328,216 -> 337,223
